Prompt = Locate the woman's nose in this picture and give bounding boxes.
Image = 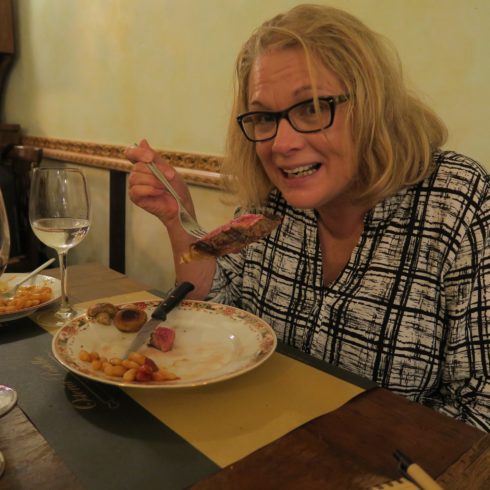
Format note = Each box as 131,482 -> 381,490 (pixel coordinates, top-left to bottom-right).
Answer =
271,118 -> 305,154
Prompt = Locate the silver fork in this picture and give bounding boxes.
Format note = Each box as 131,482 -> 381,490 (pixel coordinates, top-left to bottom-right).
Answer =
148,162 -> 207,239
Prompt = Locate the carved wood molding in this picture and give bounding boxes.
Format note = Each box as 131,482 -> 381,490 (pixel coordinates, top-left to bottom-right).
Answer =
21,135 -> 223,189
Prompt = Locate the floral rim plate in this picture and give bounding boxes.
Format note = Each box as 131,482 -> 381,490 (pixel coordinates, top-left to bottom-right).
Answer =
0,273 -> 61,323
52,300 -> 277,389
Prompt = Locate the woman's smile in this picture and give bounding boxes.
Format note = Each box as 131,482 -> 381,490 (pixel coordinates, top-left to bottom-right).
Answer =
281,163 -> 321,179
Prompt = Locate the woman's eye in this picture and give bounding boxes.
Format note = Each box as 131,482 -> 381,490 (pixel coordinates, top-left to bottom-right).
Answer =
254,113 -> 276,125
295,101 -> 319,118
317,101 -> 331,114
304,102 -> 317,115
299,101 -> 329,116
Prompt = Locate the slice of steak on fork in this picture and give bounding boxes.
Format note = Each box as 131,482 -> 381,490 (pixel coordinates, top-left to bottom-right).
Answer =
182,213 -> 282,262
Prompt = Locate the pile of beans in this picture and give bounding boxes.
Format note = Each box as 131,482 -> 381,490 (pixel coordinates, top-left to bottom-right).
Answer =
78,350 -> 178,382
0,285 -> 53,314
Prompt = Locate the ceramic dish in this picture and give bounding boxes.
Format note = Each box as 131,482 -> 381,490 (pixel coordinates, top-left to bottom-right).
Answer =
0,273 -> 61,323
52,300 -> 277,388
0,385 -> 17,417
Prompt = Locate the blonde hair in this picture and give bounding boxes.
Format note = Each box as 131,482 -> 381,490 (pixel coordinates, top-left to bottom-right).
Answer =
221,4 -> 447,207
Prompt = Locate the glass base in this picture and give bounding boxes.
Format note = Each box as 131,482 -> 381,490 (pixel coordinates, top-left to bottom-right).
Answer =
0,385 -> 17,417
31,304 -> 84,329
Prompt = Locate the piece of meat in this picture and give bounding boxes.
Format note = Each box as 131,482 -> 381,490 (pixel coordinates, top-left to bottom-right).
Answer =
182,213 -> 282,262
148,326 -> 176,352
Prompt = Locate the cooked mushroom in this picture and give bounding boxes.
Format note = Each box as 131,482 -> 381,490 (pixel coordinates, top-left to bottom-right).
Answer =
87,302 -> 118,325
113,308 -> 147,332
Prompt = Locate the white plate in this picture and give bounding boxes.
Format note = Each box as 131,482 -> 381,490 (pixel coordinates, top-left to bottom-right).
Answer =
0,273 -> 62,322
52,300 -> 277,388
0,385 -> 17,417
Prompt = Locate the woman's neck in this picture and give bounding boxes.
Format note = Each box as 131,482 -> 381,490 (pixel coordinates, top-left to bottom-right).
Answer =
316,201 -> 371,239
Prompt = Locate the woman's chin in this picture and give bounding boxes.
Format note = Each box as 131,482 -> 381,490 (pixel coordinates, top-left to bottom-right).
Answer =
280,191 -> 322,210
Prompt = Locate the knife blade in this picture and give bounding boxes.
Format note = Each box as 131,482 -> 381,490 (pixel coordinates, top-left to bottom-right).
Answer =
124,281 -> 194,355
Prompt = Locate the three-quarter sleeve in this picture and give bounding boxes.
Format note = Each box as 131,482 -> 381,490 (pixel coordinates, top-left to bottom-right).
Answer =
440,176 -> 490,430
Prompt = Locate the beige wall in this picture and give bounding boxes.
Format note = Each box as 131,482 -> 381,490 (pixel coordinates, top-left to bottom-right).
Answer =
4,0 -> 490,290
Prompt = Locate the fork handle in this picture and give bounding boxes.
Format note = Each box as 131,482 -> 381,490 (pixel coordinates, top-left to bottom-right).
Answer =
149,162 -> 182,204
15,258 -> 56,288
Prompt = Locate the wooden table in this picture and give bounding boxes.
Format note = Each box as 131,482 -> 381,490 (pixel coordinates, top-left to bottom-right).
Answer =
190,388 -> 490,490
0,263 -> 489,489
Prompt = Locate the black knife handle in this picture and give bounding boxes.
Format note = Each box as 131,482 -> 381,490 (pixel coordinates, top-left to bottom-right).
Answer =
151,281 -> 195,320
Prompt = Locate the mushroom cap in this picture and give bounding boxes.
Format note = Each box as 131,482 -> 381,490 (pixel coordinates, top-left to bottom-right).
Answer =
87,302 -> 118,318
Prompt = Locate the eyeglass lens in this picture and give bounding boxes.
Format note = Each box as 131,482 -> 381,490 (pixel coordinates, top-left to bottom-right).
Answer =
240,98 -> 334,142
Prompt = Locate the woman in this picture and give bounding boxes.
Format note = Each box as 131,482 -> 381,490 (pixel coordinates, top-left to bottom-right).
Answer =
126,4 -> 490,430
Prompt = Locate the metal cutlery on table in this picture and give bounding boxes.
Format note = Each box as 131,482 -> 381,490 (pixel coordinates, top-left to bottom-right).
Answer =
0,258 -> 56,300
147,162 -> 207,239
124,281 -> 195,356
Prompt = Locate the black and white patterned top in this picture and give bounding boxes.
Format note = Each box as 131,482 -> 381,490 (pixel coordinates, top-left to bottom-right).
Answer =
207,150 -> 490,431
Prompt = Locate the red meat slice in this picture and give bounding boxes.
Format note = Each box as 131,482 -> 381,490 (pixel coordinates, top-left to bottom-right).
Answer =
149,326 -> 176,352
183,213 -> 282,262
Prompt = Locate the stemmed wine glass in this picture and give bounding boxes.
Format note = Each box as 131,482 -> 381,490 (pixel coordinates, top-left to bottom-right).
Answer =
29,168 -> 91,327
0,189 -> 9,280
0,189 -> 16,478
0,383 -> 17,478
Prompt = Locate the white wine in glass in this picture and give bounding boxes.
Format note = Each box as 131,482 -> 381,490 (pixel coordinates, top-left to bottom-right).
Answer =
29,168 -> 90,327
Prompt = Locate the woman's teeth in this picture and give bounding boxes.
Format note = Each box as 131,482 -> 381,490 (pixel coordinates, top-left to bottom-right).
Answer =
282,164 -> 320,178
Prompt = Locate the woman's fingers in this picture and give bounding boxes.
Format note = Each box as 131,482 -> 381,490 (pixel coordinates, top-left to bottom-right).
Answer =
125,145 -> 154,164
126,138 -> 194,223
128,179 -> 179,222
128,180 -> 164,198
126,141 -> 175,182
124,138 -> 158,163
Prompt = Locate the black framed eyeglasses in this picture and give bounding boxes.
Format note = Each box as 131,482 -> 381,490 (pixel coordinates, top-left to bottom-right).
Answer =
237,94 -> 349,143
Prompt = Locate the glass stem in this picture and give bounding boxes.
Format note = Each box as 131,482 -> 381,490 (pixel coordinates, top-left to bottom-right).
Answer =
57,251 -> 70,312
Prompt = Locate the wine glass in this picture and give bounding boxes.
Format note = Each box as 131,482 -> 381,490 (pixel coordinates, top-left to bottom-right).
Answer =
0,188 -> 11,303
0,190 -> 16,478
0,189 -> 9,280
29,168 -> 90,327
0,384 -> 17,478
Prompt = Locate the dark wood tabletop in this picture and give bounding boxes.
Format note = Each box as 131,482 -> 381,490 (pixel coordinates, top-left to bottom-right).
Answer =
0,263 -> 489,489
190,388 -> 490,490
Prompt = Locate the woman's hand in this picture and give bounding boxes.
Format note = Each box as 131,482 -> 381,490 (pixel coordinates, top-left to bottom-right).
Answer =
126,139 -> 215,300
126,139 -> 196,229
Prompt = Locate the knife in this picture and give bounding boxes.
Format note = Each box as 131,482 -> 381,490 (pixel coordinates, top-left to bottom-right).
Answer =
124,281 -> 194,355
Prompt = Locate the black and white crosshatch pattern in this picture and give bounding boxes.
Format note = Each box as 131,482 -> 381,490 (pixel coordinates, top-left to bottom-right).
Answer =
208,151 -> 490,430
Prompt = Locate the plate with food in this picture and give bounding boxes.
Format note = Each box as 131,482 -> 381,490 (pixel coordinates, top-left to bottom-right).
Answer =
52,299 -> 277,388
0,273 -> 61,323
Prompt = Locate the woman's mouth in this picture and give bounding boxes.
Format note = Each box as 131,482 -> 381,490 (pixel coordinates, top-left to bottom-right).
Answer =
281,163 -> 321,178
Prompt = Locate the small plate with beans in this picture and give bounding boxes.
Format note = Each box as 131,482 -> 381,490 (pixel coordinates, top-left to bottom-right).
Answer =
0,273 -> 61,323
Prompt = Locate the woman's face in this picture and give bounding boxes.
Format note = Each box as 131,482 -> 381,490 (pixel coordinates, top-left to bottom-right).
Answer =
248,48 -> 357,212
